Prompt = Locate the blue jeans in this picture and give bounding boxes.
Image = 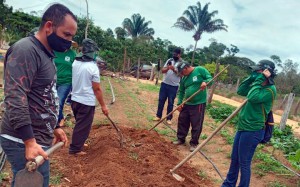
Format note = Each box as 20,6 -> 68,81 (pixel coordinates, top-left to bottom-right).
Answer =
0,137 -> 50,187
222,130 -> 264,187
156,82 -> 178,120
57,84 -> 72,124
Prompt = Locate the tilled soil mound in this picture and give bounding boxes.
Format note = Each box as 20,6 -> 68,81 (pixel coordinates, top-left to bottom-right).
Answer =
52,125 -> 212,187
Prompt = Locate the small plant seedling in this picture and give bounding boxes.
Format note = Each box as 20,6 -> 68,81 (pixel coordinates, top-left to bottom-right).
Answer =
129,152 -> 139,161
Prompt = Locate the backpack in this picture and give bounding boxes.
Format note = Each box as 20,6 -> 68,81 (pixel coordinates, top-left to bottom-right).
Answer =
260,88 -> 275,144
260,111 -> 274,144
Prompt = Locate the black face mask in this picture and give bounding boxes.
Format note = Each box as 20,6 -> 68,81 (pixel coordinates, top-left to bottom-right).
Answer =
47,32 -> 72,52
173,56 -> 179,61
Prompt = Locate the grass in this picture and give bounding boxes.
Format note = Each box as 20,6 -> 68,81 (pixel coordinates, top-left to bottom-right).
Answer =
64,120 -> 74,128
155,128 -> 172,136
266,181 -> 287,187
216,148 -> 223,153
50,172 -> 63,185
220,129 -> 234,145
200,134 -> 208,140
129,152 -> 139,161
137,83 -> 160,93
253,151 -> 290,177
197,170 -> 208,179
0,172 -> 9,184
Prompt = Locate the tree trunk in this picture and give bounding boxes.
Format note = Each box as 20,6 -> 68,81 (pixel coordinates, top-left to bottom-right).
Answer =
84,0 -> 89,39
280,93 -> 295,130
127,58 -> 130,72
136,57 -> 140,82
150,65 -> 155,81
208,63 -> 220,103
293,98 -> 300,115
123,47 -> 126,75
155,59 -> 161,85
191,40 -> 198,66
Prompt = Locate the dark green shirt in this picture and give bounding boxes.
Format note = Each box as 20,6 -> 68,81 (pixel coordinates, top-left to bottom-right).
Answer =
177,66 -> 212,105
237,74 -> 276,131
54,49 -> 76,86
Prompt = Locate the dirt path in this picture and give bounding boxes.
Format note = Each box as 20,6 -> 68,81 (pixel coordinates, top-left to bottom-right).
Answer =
212,94 -> 300,137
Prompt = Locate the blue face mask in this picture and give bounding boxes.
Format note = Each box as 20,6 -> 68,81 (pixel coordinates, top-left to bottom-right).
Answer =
47,32 -> 72,52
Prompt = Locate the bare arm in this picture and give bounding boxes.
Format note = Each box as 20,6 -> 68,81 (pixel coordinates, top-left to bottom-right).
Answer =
92,81 -> 109,115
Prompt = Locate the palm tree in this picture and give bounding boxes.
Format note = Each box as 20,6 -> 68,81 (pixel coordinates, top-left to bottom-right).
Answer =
122,13 -> 155,40
114,27 -> 127,40
173,2 -> 228,65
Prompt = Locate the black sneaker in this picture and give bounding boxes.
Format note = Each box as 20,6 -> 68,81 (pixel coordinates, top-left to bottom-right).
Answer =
172,140 -> 185,145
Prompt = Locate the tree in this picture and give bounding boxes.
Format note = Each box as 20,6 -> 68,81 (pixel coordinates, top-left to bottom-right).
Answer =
106,28 -> 114,38
275,59 -> 299,94
226,44 -> 239,56
173,1 -> 227,65
122,13 -> 155,40
270,55 -> 283,69
115,27 -> 126,40
200,40 -> 227,63
0,0 -> 13,28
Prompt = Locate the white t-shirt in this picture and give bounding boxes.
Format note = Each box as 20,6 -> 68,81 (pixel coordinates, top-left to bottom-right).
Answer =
162,58 -> 181,86
71,59 -> 100,106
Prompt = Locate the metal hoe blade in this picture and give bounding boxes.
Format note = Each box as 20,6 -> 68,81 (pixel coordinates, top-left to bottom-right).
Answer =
15,168 -> 43,187
170,169 -> 185,182
106,115 -> 125,148
14,142 -> 64,187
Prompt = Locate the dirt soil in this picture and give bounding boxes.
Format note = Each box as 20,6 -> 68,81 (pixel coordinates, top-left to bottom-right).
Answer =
51,126 -> 212,187
1,74 -> 299,187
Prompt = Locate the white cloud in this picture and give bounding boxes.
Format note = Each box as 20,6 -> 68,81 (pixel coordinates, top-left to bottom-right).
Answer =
7,0 -> 300,64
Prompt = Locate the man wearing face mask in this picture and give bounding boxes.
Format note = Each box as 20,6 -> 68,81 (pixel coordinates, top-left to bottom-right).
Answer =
0,4 -> 77,187
153,48 -> 182,125
69,38 -> 109,155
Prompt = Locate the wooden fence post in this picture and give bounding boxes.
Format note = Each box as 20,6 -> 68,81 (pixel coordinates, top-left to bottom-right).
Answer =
150,65 -> 155,81
123,47 -> 126,76
208,63 -> 220,104
293,98 -> 300,116
136,57 -> 140,82
279,94 -> 288,110
235,78 -> 240,92
280,93 -> 295,130
155,59 -> 161,85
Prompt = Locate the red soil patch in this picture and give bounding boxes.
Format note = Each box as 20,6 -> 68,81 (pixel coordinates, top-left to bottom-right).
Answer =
51,125 -> 213,187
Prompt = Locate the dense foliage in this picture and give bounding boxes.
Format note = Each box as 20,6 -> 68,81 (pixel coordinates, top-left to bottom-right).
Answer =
206,101 -> 238,125
1,0 -> 300,94
271,126 -> 300,169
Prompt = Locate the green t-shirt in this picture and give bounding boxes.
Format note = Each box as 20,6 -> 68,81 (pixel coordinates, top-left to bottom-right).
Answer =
177,66 -> 212,105
54,49 -> 76,86
237,74 -> 276,131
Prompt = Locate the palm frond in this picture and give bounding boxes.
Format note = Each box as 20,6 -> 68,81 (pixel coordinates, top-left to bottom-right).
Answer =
122,13 -> 154,38
173,17 -> 195,31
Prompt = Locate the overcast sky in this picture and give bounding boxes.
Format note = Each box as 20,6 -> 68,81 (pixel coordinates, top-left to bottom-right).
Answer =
7,0 -> 300,64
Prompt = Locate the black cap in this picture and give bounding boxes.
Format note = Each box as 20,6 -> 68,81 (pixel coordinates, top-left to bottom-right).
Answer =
250,59 -> 276,84
250,60 -> 275,72
176,61 -> 190,73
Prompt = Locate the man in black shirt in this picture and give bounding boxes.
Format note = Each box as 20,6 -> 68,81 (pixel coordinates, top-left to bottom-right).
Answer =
0,4 -> 77,187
